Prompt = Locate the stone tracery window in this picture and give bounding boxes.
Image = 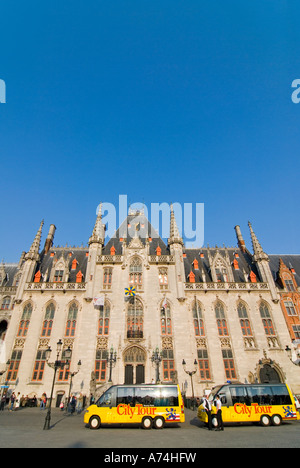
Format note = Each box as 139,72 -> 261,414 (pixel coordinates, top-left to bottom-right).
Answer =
129,257 -> 143,289
127,297 -> 143,339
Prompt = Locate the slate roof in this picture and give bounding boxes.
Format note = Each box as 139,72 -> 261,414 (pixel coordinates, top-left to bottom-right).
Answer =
33,248 -> 89,283
269,255 -> 300,288
183,247 -> 260,283
0,264 -> 19,287
103,214 -> 170,256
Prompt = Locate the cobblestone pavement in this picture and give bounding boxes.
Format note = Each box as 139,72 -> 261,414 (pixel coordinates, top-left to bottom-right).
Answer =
0,407 -> 299,449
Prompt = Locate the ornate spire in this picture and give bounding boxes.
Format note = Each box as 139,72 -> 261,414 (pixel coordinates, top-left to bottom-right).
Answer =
25,220 -> 44,261
168,204 -> 183,246
89,203 -> 105,245
248,221 -> 269,262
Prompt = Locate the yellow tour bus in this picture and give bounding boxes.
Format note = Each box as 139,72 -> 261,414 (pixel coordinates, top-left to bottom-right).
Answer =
84,384 -> 185,430
198,383 -> 300,427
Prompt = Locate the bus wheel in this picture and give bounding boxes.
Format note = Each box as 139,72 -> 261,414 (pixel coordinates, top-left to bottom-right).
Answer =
153,417 -> 165,429
260,415 -> 271,427
89,415 -> 101,430
141,417 -> 153,430
272,414 -> 282,426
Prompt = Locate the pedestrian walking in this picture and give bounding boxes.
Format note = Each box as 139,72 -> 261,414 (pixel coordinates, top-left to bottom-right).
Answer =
215,395 -> 224,431
77,393 -> 83,414
15,393 -> 21,411
40,393 -> 47,410
9,392 -> 16,411
203,394 -> 213,431
70,395 -> 76,415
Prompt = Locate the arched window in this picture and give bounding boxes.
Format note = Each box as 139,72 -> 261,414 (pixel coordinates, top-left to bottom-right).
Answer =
192,300 -> 205,336
161,302 -> 172,336
41,303 -> 55,337
65,303 -> 78,337
259,302 -> 275,336
215,302 -> 228,336
127,297 -> 143,339
1,296 -> 11,310
129,257 -> 143,289
237,302 -> 253,336
98,302 -> 110,335
17,303 -> 32,337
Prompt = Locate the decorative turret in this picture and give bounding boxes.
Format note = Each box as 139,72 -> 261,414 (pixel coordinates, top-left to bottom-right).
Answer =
15,220 -> 44,303
248,221 -> 269,262
85,204 -> 105,301
248,221 -> 278,302
168,204 -> 183,247
168,204 -> 185,301
89,203 -> 105,246
25,220 -> 44,261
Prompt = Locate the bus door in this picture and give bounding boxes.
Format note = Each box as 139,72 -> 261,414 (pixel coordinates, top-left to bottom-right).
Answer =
97,387 -> 117,423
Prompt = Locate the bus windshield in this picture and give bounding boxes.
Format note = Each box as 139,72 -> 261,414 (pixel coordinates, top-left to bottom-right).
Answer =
208,386 -> 223,402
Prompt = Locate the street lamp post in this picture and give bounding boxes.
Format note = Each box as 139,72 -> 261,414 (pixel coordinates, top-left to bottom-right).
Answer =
107,347 -> 117,383
43,340 -> 72,430
65,360 -> 82,413
182,359 -> 198,410
151,347 -> 162,384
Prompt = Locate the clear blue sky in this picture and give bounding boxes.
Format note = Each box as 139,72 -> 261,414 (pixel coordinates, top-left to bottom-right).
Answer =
1,0 -> 300,262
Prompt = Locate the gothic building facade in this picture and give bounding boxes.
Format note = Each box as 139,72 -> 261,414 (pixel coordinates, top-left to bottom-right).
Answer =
0,206 -> 300,405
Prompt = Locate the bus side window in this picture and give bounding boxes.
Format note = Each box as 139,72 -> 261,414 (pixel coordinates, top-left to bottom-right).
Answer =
116,387 -> 135,406
230,387 -> 248,406
98,387 -> 117,407
246,386 -> 273,405
271,385 -> 292,405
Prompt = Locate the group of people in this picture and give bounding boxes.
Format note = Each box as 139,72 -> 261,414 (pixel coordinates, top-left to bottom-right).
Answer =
202,394 -> 224,431
0,392 -> 87,413
58,394 -> 85,414
0,392 -> 38,411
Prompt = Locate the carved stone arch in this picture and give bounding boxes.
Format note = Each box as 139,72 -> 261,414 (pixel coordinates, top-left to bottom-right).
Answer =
42,298 -> 57,314
236,298 -> 250,317
21,300 -> 34,316
66,298 -> 82,310
255,354 -> 285,384
190,296 -> 204,313
123,344 -> 147,363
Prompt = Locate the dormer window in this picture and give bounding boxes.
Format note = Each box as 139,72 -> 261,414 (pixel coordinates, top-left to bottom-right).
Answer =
188,271 -> 195,283
71,259 -> 78,270
34,271 -> 42,283
54,270 -> 64,283
76,271 -> 83,283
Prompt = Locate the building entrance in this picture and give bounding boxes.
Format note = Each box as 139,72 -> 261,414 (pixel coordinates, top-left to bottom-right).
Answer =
124,346 -> 146,384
